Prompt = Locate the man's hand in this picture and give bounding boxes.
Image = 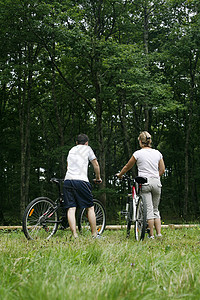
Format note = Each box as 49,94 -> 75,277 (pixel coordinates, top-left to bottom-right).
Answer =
93,178 -> 102,184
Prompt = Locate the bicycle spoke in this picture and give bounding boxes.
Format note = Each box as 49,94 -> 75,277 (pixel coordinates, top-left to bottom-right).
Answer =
134,195 -> 147,241
78,200 -> 106,235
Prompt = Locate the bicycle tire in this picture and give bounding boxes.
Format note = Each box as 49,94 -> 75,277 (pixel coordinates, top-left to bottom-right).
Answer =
78,199 -> 106,235
134,195 -> 147,241
127,198 -> 133,238
22,197 -> 59,240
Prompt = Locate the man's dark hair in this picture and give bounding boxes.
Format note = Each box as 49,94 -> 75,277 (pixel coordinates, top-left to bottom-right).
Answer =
76,133 -> 89,145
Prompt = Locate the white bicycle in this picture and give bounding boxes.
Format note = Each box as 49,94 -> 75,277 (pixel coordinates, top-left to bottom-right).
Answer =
120,175 -> 148,241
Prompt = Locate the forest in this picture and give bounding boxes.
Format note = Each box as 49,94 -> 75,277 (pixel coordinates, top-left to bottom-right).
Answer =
0,0 -> 200,225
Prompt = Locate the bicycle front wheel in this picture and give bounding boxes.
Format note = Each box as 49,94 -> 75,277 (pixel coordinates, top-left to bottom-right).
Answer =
134,195 -> 147,241
78,199 -> 106,235
22,197 -> 59,240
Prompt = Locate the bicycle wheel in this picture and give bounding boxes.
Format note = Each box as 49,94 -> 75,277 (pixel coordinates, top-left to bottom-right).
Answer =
134,195 -> 147,241
22,197 -> 59,240
127,198 -> 133,238
78,199 -> 106,235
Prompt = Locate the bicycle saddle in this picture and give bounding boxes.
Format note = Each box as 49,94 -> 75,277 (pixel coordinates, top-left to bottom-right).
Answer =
135,176 -> 147,184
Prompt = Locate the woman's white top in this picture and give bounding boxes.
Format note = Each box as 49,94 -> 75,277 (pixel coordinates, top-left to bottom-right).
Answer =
133,148 -> 163,178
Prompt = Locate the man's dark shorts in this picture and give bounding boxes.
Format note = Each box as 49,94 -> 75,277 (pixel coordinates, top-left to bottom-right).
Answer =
63,180 -> 94,209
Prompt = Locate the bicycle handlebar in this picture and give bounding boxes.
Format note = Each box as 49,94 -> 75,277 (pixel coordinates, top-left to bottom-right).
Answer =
115,174 -> 147,185
115,174 -> 135,182
93,179 -> 102,184
50,178 -> 102,185
50,178 -> 64,184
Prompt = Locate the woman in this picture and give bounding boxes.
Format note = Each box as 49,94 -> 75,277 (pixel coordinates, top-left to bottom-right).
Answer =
116,131 -> 165,239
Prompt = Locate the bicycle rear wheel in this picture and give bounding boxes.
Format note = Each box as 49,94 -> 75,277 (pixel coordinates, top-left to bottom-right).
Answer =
22,197 -> 59,240
134,195 -> 147,241
78,199 -> 106,235
127,198 -> 133,238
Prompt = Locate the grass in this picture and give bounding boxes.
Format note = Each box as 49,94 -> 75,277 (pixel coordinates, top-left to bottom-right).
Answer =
0,227 -> 200,300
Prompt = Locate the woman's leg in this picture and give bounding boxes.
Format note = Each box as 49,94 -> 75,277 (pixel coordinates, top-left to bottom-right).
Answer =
151,178 -> 162,236
142,183 -> 154,237
147,219 -> 154,237
154,218 -> 161,235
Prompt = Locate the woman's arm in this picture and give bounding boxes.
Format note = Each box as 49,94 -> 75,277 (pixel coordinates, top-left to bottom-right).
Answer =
158,158 -> 165,176
116,156 -> 136,178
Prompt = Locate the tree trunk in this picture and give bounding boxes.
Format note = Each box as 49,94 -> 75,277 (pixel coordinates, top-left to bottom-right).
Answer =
143,5 -> 150,131
118,97 -> 132,158
143,5 -> 149,56
97,112 -> 106,207
183,123 -> 190,218
19,46 -> 32,219
95,72 -> 106,207
183,94 -> 193,218
51,40 -> 66,176
183,52 -> 199,218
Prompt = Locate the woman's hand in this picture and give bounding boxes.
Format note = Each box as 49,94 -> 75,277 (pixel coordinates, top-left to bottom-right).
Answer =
115,173 -> 123,179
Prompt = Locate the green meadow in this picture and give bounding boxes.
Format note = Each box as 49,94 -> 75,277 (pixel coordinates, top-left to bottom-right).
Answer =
1,228 -> 200,300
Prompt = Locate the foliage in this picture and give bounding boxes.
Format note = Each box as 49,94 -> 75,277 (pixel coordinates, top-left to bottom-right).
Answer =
0,0 -> 200,223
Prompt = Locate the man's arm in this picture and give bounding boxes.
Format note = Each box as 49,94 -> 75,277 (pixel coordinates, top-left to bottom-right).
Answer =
91,159 -> 102,182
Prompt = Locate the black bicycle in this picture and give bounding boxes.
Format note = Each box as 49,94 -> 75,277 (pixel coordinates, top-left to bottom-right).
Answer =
22,178 -> 106,240
120,175 -> 148,241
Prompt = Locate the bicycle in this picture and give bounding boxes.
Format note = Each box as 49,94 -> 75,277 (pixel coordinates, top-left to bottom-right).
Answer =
22,178 -> 106,240
120,175 -> 148,241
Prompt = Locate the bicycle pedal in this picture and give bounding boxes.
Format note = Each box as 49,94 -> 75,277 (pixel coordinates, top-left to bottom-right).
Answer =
60,217 -> 69,229
59,225 -> 66,230
60,200 -> 65,207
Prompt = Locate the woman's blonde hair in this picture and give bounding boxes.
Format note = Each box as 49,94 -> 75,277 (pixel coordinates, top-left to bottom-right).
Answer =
138,131 -> 152,147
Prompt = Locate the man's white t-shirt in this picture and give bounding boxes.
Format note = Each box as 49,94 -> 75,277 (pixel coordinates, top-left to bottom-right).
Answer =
64,145 -> 96,182
133,148 -> 163,178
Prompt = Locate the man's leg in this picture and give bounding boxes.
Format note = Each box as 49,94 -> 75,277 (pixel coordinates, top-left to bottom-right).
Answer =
87,206 -> 97,237
67,207 -> 78,238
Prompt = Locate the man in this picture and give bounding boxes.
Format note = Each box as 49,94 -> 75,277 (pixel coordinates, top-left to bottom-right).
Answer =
63,133 -> 102,238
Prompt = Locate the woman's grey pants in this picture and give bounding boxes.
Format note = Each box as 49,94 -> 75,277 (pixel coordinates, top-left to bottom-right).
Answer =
141,177 -> 162,220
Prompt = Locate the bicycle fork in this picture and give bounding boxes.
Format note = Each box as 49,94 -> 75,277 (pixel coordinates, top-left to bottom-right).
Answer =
131,185 -> 138,222
125,195 -> 130,219
121,188 -> 137,222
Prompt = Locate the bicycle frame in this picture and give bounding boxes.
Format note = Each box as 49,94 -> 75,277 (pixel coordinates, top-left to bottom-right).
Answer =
130,184 -> 137,222
120,174 -> 147,240
41,203 -> 62,224
125,179 -> 139,222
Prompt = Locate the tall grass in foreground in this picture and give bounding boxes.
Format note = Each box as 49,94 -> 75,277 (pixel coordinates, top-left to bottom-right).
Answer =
0,227 -> 200,300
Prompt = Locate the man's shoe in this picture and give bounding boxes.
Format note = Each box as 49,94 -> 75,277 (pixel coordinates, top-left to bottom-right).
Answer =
92,234 -> 103,239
